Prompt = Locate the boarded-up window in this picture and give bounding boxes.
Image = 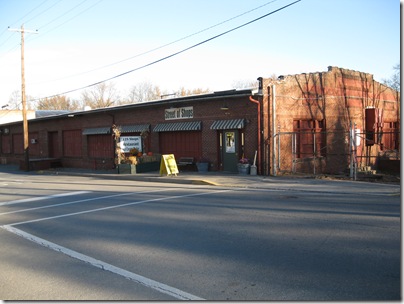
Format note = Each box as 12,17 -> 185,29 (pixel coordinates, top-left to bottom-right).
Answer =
293,120 -> 326,158
87,134 -> 113,158
48,131 -> 59,158
12,133 -> 23,155
63,130 -> 82,157
1,135 -> 11,154
382,122 -> 399,150
159,131 -> 202,161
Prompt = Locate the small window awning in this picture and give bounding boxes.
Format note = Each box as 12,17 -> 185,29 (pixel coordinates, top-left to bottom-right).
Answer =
82,127 -> 111,135
153,121 -> 202,132
210,119 -> 245,130
120,124 -> 150,133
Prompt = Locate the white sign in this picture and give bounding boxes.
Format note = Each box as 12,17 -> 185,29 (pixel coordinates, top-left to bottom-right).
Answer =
119,136 -> 142,153
165,106 -> 193,120
348,128 -> 361,147
355,128 -> 361,146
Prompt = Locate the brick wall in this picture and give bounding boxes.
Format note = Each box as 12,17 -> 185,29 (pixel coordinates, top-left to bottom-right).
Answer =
0,94 -> 258,171
262,66 -> 400,175
1,67 -> 398,176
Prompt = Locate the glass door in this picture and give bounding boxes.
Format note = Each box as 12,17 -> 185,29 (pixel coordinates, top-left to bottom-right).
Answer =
222,130 -> 238,172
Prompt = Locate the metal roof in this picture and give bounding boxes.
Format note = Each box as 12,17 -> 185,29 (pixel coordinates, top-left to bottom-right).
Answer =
119,124 -> 150,133
82,127 -> 111,135
153,121 -> 202,132
35,110 -> 72,118
210,119 -> 245,130
0,89 -> 253,127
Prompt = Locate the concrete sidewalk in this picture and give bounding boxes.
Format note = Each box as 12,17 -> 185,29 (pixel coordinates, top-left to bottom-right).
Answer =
0,164 -> 400,196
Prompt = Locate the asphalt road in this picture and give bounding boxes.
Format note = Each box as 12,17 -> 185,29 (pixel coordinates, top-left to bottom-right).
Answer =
0,172 -> 400,300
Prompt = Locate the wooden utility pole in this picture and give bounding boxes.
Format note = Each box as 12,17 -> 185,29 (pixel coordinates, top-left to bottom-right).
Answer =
9,25 -> 38,171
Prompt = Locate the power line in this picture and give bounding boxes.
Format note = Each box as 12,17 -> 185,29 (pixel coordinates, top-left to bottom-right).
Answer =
0,0 -> 46,44
0,32 -> 16,49
35,0 -> 89,30
0,103 -> 22,119
31,0 -> 302,102
30,0 -> 280,85
7,0 -> 48,29
29,0 -> 103,41
0,0 -> 101,57
74,0 -> 280,74
23,0 -> 64,26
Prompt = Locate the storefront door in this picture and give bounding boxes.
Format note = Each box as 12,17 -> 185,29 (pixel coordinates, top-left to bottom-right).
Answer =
222,130 -> 239,172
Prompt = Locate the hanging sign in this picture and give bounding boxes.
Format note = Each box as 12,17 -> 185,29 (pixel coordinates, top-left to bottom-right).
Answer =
119,136 -> 142,153
165,106 -> 193,120
160,154 -> 179,176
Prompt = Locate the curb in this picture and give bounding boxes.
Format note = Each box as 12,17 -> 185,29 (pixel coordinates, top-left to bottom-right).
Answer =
43,170 -> 221,186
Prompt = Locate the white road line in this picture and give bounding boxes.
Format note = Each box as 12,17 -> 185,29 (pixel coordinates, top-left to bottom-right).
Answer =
1,225 -> 204,300
0,191 -> 91,207
0,189 -> 177,216
9,189 -> 232,226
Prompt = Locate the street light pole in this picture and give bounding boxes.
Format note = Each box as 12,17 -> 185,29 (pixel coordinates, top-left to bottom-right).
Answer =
8,25 -> 38,171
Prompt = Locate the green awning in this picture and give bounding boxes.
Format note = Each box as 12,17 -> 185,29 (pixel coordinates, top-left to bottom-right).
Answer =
119,124 -> 150,133
82,127 -> 111,135
153,121 -> 202,132
210,119 -> 245,130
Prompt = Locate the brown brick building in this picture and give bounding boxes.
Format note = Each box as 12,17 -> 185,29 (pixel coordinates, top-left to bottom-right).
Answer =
0,89 -> 259,173
0,66 -> 400,176
260,66 -> 400,175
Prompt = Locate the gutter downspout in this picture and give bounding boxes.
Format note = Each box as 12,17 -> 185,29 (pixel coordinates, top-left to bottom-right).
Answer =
249,95 -> 261,175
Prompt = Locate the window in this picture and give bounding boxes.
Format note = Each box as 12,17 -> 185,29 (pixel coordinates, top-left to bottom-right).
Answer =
293,119 -> 326,158
382,122 -> 399,150
365,108 -> 383,146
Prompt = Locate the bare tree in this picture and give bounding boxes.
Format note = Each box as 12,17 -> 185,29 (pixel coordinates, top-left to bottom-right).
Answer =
81,82 -> 120,109
8,90 -> 35,110
177,87 -> 210,97
231,78 -> 260,89
126,81 -> 163,103
232,75 -> 277,89
37,95 -> 80,110
383,63 -> 400,92
7,90 -> 21,110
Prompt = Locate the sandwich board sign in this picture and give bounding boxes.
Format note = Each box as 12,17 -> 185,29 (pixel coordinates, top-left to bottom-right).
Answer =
160,154 -> 179,176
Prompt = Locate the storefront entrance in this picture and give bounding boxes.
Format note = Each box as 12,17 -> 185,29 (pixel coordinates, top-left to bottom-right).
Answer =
211,119 -> 246,172
222,130 -> 239,172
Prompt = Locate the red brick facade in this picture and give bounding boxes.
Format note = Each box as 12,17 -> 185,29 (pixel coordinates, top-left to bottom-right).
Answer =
0,90 -> 258,172
0,67 -> 400,175
260,66 -> 400,175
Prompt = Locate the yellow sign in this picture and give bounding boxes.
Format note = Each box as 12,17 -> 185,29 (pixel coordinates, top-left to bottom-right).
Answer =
160,154 -> 179,176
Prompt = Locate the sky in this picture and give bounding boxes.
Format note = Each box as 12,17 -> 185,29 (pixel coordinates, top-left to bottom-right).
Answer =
0,0 -> 400,107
